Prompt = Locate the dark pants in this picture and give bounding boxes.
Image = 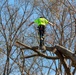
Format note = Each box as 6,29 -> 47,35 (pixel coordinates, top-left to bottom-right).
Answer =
38,25 -> 45,48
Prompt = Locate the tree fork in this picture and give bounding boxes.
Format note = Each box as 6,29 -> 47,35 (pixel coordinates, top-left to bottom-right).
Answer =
16,41 -> 76,75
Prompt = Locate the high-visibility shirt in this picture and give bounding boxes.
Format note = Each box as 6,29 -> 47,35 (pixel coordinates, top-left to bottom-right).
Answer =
34,18 -> 49,26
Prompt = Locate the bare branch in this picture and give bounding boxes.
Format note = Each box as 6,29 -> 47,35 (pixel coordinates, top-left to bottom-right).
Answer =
21,54 -> 59,60
55,45 -> 76,64
16,41 -> 76,67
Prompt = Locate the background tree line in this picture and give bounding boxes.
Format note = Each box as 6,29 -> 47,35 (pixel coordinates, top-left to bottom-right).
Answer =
0,0 -> 76,75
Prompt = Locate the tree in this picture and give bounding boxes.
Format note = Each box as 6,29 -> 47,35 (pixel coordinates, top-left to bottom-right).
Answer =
0,0 -> 76,75
0,0 -> 34,75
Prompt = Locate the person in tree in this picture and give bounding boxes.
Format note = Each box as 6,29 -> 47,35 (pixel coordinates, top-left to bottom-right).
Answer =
29,17 -> 55,52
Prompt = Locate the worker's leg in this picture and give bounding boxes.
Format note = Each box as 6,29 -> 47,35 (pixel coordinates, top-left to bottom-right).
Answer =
38,26 -> 42,48
38,25 -> 45,49
41,25 -> 45,45
42,25 -> 45,39
41,25 -> 46,52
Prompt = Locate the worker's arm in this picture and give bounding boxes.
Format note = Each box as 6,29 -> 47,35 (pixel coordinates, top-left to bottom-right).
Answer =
48,21 -> 55,26
28,22 -> 34,26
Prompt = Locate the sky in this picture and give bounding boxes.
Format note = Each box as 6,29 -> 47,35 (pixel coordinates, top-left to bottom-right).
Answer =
0,0 -> 76,75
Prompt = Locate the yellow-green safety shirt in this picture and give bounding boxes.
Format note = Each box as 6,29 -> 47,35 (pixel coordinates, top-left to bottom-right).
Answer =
34,18 -> 49,26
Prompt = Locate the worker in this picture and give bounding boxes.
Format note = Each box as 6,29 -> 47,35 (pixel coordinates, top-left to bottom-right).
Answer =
29,17 -> 55,52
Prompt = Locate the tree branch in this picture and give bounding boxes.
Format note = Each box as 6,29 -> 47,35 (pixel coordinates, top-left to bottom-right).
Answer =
21,54 -> 59,59
55,44 -> 76,66
54,49 -> 72,75
16,41 -> 76,67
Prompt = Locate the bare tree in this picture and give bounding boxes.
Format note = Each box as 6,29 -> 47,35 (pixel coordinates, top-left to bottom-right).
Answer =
0,0 -> 34,75
0,0 -> 76,75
